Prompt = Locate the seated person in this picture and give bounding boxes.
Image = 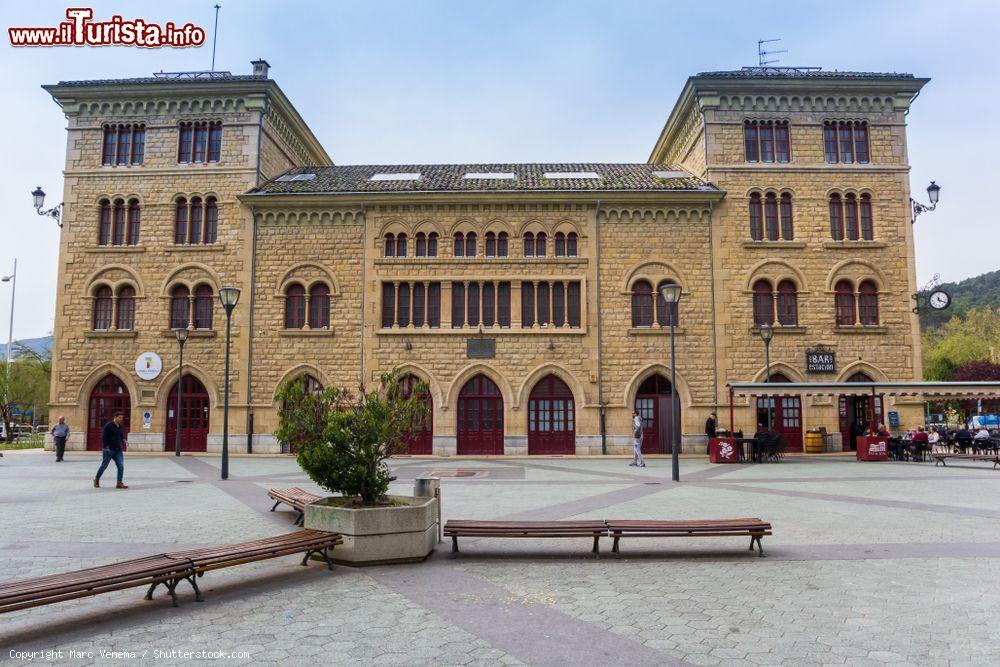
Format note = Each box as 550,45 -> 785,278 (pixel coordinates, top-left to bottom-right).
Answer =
876,424 -> 892,438
928,427 -> 941,451
974,427 -> 991,441
955,426 -> 973,451
911,427 -> 930,458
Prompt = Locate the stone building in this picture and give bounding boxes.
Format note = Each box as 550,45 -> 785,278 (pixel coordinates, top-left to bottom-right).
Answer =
43,62 -> 929,456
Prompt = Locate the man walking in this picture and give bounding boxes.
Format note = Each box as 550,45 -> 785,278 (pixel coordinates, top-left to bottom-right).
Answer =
51,416 -> 70,462
704,412 -> 717,454
630,409 -> 646,467
94,411 -> 128,489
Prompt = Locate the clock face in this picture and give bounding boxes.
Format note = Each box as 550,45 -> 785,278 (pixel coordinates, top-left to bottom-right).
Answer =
929,290 -> 951,310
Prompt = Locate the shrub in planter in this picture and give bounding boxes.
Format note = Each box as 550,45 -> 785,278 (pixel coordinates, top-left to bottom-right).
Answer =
275,369 -> 428,504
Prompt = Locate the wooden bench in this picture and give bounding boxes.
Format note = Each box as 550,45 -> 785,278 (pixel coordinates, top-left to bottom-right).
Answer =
605,518 -> 773,557
443,520 -> 608,556
933,453 -> 1000,469
268,487 -> 323,525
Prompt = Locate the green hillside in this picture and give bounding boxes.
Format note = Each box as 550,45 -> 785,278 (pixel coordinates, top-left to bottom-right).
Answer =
919,269 -> 1000,329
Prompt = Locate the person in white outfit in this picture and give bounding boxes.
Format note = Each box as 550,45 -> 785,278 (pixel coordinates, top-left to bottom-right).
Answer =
630,410 -> 646,467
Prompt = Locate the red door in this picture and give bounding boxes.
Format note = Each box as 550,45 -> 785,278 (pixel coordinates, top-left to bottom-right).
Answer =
756,374 -> 802,451
457,375 -> 504,455
635,374 -> 675,454
528,375 -> 575,455
401,375 -> 433,455
87,374 -> 131,450
165,375 -> 210,452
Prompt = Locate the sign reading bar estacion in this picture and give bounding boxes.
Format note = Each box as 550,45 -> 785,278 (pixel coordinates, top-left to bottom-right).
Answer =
806,350 -> 835,373
467,338 -> 496,359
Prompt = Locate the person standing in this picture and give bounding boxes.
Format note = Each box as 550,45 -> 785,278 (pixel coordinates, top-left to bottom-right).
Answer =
630,409 -> 646,468
704,412 -> 717,454
50,416 -> 70,462
94,411 -> 128,489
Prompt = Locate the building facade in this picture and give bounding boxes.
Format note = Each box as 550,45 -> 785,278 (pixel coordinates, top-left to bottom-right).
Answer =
44,63 -> 929,455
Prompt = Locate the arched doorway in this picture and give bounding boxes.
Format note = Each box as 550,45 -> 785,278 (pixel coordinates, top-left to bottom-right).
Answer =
400,374 -> 433,455
634,374 -> 675,454
456,374 -> 504,455
756,373 -> 803,451
87,374 -> 131,451
839,371 -> 884,450
165,374 -> 210,452
528,375 -> 575,455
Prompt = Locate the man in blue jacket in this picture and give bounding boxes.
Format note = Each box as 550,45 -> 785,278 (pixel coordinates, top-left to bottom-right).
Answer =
94,411 -> 128,489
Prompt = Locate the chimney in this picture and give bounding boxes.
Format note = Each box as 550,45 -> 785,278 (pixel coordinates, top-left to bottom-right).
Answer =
251,59 -> 270,78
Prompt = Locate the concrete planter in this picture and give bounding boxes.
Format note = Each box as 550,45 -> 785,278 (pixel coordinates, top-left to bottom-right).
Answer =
303,495 -> 438,566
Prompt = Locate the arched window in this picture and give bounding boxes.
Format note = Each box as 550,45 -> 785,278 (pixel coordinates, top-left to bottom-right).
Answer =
193,285 -> 214,329
655,280 -> 680,327
204,197 -> 218,244
566,232 -> 578,256
93,286 -> 113,330
497,232 -> 508,257
116,286 -> 135,331
170,285 -> 190,329
112,199 -> 126,246
845,194 -> 859,240
860,194 -> 874,240
753,280 -> 774,327
384,233 -> 396,258
285,283 -> 306,329
835,280 -> 856,326
749,193 -> 763,240
126,199 -> 140,245
780,193 -> 794,240
829,194 -> 844,241
858,281 -> 879,326
309,284 -> 330,329
188,197 -> 203,244
631,280 -> 654,327
464,232 -> 476,258
776,280 -> 797,326
485,232 -> 496,257
396,233 -> 407,257
415,232 -> 426,257
535,232 -> 546,257
427,232 -> 438,257
523,232 -> 535,257
764,193 -> 779,241
98,199 -> 112,246
174,198 -> 188,244
555,232 -> 566,257
454,232 -> 465,257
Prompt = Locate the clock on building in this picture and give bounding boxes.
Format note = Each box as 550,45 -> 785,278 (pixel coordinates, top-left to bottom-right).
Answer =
928,290 -> 951,310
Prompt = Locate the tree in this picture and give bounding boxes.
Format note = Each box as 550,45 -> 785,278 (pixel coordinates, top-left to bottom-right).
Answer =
922,307 -> 1000,380
0,343 -> 51,442
950,360 -> 1000,416
275,369 -> 428,504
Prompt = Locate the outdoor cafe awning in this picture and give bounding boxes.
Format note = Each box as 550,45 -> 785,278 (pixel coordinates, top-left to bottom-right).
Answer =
727,381 -> 1000,400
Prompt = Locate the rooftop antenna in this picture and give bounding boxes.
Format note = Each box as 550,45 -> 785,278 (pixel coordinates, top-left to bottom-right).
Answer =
758,38 -> 787,67
210,4 -> 221,72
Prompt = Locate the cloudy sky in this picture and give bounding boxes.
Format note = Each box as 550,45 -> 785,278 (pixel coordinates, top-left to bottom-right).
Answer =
1,0 -> 997,341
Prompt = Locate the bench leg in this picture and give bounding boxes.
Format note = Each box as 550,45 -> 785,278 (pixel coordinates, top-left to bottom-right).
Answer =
144,581 -> 159,600
750,535 -> 765,557
612,534 -> 621,555
450,535 -> 459,558
592,535 -> 600,556
295,511 -> 305,526
165,580 -> 179,607
270,500 -> 280,512
184,574 -> 204,602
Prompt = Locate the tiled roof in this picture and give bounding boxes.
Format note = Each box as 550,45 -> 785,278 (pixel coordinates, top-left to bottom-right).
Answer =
697,68 -> 916,80
50,73 -> 265,87
249,164 -> 715,195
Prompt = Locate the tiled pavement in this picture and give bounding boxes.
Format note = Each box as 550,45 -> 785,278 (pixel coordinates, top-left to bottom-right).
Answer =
2,449 -> 1000,665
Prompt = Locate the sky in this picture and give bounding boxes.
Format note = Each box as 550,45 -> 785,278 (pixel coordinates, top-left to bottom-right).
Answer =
1,0 -> 998,341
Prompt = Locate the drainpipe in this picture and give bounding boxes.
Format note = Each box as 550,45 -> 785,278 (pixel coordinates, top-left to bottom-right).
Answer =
359,203 -> 367,387
245,94 -> 268,454
594,199 -> 606,455
707,200 -> 718,414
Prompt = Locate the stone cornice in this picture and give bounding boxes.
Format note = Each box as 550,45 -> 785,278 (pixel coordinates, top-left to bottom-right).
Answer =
240,190 -> 725,208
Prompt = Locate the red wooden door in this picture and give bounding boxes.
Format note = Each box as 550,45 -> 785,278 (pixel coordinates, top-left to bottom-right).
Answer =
165,375 -> 210,452
401,375 -> 433,455
635,374 -> 674,454
457,375 -> 504,455
87,374 -> 131,451
528,375 -> 575,455
756,374 -> 802,451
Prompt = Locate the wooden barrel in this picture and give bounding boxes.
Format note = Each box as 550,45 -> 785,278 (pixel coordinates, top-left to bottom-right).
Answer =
805,432 -> 824,453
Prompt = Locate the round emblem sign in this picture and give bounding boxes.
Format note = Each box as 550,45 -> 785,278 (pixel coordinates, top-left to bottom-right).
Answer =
135,352 -> 163,381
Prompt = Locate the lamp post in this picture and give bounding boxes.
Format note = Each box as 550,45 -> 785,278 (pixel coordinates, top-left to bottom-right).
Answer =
659,283 -> 683,482
1,260 -> 16,366
173,328 -> 189,456
31,186 -> 63,227
218,286 -> 240,480
910,181 -> 941,224
759,323 -> 774,430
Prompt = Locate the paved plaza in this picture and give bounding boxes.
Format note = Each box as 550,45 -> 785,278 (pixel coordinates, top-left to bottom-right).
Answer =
3,449 -> 1000,666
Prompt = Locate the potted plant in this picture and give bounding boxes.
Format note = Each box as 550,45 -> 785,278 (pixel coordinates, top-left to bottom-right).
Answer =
275,369 -> 437,565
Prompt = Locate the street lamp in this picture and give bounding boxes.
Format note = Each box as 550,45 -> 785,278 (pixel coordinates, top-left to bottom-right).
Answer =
2,260 -> 16,366
31,186 -> 63,227
659,282 -> 683,482
173,328 -> 189,457
911,181 -> 941,224
759,323 -> 774,430
218,286 -> 240,480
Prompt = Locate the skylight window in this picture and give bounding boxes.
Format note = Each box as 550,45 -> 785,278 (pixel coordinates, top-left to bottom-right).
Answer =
652,170 -> 689,179
276,173 -> 316,182
370,172 -> 421,182
463,172 -> 516,180
543,171 -> 600,179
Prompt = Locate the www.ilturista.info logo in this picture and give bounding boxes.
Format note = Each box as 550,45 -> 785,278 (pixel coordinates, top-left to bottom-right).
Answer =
8,8 -> 206,48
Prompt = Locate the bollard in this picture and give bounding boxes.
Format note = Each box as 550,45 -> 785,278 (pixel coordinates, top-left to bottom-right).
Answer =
414,477 -> 442,544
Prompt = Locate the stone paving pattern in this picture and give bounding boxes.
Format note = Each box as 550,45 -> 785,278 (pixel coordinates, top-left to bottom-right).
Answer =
2,450 -> 1000,665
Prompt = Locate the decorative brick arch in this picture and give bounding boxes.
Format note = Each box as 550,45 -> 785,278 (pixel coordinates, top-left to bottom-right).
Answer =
622,363 -> 694,410
836,360 -> 889,383
393,362 -> 445,409
75,362 -> 139,406
83,264 -> 145,298
444,363 -> 515,414
271,364 -> 332,401
154,361 -> 222,411
515,363 -> 588,410
750,361 -> 804,383
621,260 -> 687,294
274,262 -> 340,297
825,259 -> 887,292
744,259 -> 809,293
159,262 -> 221,296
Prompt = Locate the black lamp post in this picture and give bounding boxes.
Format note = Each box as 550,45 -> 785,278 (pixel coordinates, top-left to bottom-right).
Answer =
659,282 -> 683,482
218,286 -> 240,480
759,323 -> 774,430
910,181 -> 941,224
31,186 -> 63,227
173,328 -> 189,456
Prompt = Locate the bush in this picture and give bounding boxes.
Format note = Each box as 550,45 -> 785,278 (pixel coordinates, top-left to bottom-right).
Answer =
275,369 -> 428,504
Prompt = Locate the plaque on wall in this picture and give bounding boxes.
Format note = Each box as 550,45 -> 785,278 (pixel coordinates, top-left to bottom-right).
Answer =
467,338 -> 496,359
806,349 -> 836,373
